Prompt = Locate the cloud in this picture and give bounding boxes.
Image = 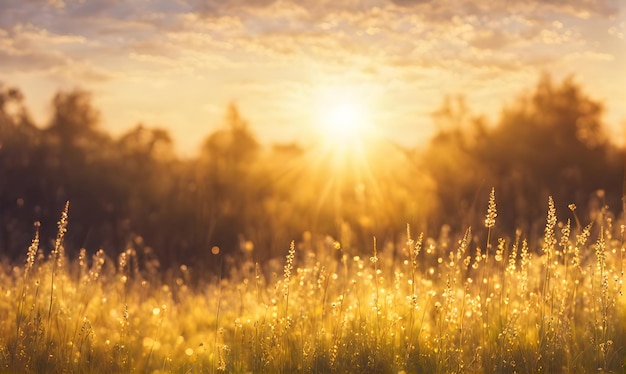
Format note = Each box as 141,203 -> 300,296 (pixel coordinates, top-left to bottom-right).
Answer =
539,0 -> 620,18
0,48 -> 68,73
468,30 -> 512,50
0,24 -> 76,71
0,44 -> 113,83
188,0 -> 279,17
388,0 -> 621,18
0,23 -> 113,83
390,0 -> 433,5
0,0 -> 613,83
0,0 -> 621,122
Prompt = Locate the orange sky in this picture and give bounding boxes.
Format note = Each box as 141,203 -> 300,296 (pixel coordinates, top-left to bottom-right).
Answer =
0,0 -> 624,155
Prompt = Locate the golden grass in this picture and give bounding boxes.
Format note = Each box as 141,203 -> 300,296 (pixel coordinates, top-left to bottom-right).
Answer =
1,196 -> 625,373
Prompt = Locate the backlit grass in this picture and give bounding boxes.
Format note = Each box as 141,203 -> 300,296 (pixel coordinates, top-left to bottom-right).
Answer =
1,195 -> 625,373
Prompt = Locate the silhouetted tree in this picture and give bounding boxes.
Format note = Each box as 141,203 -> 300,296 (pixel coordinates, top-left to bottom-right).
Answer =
480,75 -> 621,233
39,89 -> 126,251
193,104 -> 262,267
423,75 -> 623,239
0,85 -> 41,256
113,124 -> 183,265
421,95 -> 491,232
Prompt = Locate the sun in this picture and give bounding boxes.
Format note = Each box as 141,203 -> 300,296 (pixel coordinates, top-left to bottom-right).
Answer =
306,85 -> 382,185
312,88 -> 374,146
320,99 -> 368,142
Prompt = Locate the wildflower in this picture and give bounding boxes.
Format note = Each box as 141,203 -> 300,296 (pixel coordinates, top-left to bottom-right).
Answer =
485,187 -> 497,228
283,241 -> 296,298
24,221 -> 40,279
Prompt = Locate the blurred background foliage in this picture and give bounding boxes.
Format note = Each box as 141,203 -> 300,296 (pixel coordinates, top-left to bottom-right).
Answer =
0,75 -> 623,274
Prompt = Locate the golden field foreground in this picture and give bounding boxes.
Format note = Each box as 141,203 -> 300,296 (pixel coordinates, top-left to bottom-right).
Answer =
1,196 -> 625,374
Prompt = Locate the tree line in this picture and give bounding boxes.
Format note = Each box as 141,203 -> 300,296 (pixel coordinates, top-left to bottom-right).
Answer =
0,75 -> 623,274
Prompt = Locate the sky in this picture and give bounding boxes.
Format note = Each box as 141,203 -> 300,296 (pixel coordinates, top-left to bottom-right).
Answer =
0,0 -> 624,155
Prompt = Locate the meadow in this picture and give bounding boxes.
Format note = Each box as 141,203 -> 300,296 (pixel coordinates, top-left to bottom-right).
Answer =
0,191 -> 624,374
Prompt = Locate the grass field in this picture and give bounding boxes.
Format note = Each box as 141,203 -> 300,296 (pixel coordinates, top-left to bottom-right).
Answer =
1,195 -> 625,373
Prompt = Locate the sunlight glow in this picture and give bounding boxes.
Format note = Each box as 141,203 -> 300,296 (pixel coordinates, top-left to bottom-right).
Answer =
312,86 -> 375,147
301,84 -> 391,228
320,99 -> 368,142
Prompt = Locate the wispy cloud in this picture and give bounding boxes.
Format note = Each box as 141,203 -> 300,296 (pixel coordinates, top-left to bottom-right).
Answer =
0,0 -> 623,152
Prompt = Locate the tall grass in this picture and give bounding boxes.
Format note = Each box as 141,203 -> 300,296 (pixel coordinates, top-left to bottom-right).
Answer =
1,194 -> 625,373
